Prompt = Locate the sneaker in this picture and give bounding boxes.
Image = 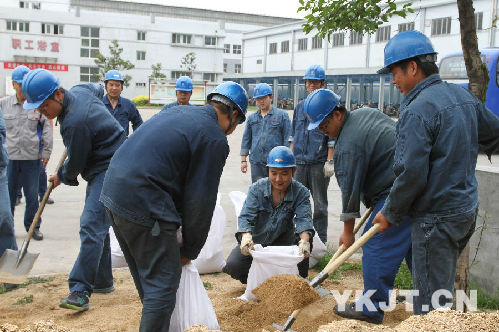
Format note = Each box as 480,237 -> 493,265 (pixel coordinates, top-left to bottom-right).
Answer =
59,291 -> 90,311
333,303 -> 383,324
93,285 -> 115,294
32,230 -> 43,241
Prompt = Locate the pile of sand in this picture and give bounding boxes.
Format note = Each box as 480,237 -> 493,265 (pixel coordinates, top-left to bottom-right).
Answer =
0,320 -> 70,332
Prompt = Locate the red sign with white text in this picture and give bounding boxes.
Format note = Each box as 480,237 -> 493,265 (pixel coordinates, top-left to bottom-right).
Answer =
4,62 -> 68,71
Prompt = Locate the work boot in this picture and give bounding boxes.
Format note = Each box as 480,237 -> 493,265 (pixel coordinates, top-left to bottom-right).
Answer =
93,285 -> 115,294
59,291 -> 90,311
333,303 -> 383,324
32,230 -> 43,241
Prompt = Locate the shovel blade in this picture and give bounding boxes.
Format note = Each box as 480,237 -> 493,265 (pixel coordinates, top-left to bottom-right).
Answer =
0,249 -> 39,284
271,323 -> 297,332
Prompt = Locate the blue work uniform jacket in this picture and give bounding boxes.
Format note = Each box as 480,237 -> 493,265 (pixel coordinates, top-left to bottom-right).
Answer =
100,104 -> 230,260
334,108 -> 397,221
161,101 -> 192,111
382,75 -> 499,225
240,107 -> 291,164
57,84 -> 125,186
102,95 -> 143,136
291,100 -> 334,164
0,107 -> 9,168
237,178 -> 315,246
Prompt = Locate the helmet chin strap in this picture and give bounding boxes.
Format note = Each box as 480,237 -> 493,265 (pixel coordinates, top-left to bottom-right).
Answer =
225,110 -> 236,134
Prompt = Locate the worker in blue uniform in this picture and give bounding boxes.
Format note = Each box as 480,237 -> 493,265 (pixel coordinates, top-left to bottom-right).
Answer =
21,69 -> 126,312
372,31 -> 499,315
161,76 -> 193,111
102,70 -> 143,137
100,81 -> 248,332
240,83 -> 291,183
304,89 -> 412,324
224,146 -> 314,284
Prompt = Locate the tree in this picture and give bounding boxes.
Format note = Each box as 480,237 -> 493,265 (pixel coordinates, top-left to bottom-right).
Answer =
180,52 -> 197,77
93,39 -> 135,87
150,63 -> 166,80
299,0 -> 488,310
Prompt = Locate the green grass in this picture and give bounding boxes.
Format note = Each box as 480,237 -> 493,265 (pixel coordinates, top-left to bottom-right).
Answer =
0,276 -> 54,294
203,281 -> 213,290
312,253 -> 362,280
394,262 -> 413,289
470,282 -> 499,310
14,295 -> 33,305
247,106 -> 258,112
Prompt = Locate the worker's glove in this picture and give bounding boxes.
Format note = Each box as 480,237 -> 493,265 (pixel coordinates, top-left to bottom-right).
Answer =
323,160 -> 334,178
298,239 -> 311,258
240,233 -> 254,256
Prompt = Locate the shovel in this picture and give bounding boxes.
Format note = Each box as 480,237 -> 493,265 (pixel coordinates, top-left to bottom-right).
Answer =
272,222 -> 381,331
0,149 -> 67,284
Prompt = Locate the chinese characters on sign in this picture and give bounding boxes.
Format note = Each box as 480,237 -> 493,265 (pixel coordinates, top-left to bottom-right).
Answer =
11,38 -> 60,52
4,62 -> 68,72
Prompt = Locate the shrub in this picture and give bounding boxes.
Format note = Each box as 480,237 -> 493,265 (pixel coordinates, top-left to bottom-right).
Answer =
132,95 -> 149,106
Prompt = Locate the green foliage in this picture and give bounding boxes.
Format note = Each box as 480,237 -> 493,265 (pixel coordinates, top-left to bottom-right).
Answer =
94,40 -> 135,87
312,253 -> 361,280
150,63 -> 167,79
394,262 -> 413,289
132,95 -> 149,106
470,282 -> 499,310
298,0 -> 414,39
312,252 -> 333,272
15,295 -> 33,305
180,52 -> 197,75
0,277 -> 53,294
203,281 -> 213,290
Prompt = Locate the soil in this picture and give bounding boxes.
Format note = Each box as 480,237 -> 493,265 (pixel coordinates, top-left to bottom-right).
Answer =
1,268 -> 498,332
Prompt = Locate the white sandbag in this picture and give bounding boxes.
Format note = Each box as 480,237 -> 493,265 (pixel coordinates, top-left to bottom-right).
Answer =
109,226 -> 127,268
229,191 -> 246,217
238,244 -> 304,302
169,262 -> 220,331
192,193 -> 227,274
309,230 -> 327,268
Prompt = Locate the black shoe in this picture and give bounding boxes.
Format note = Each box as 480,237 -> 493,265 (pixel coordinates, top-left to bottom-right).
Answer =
333,303 -> 383,324
2,283 -> 18,291
59,291 -> 90,311
32,230 -> 43,241
40,197 -> 54,204
15,197 -> 22,206
93,285 -> 115,294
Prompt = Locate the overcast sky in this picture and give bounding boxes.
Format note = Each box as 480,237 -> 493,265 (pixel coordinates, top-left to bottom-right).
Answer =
123,0 -> 306,18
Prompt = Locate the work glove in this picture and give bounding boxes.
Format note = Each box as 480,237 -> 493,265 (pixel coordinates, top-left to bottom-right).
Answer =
323,160 -> 334,178
298,239 -> 311,258
240,233 -> 254,256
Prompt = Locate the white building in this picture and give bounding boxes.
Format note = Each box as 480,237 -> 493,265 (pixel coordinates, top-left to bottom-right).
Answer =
227,0 -> 498,111
0,0 -> 298,99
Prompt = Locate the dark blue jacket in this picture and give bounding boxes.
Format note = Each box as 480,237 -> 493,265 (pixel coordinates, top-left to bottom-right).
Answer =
100,104 -> 230,260
161,101 -> 192,111
102,95 -> 143,136
291,100 -> 333,164
56,84 -> 125,186
382,75 -> 499,225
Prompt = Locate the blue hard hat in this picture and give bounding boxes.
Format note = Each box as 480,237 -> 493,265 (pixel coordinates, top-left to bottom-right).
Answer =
104,70 -> 124,82
12,65 -> 30,83
304,89 -> 341,130
207,81 -> 248,120
22,69 -> 60,110
303,65 -> 326,80
266,146 -> 296,168
175,76 -> 193,91
253,83 -> 272,98
378,30 -> 437,74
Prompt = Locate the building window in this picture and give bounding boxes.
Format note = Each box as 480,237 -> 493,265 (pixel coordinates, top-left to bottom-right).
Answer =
332,33 -> 344,47
375,26 -> 391,42
298,38 -> 308,51
233,44 -> 242,54
256,59 -> 262,64
349,31 -> 363,45
224,44 -> 230,53
312,36 -> 322,49
136,82 -> 146,87
171,71 -> 190,79
19,1 -> 40,9
41,23 -> 63,35
80,26 -> 100,58
475,12 -> 483,30
281,40 -> 289,53
203,73 -> 216,82
136,51 -> 146,61
137,31 -> 146,41
269,42 -> 277,54
223,63 -> 228,73
205,36 -> 217,46
7,20 -> 29,32
431,17 -> 451,36
398,22 -> 415,33
80,67 -> 99,83
172,33 -> 192,44
235,64 -> 241,74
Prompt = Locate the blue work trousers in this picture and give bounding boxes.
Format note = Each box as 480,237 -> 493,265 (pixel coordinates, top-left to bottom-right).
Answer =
250,162 -> 267,183
294,163 -> 329,243
38,162 -> 47,198
411,211 -> 476,315
356,199 -> 412,321
0,167 -> 17,257
106,209 -> 181,332
68,171 -> 113,294
7,160 -> 41,231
